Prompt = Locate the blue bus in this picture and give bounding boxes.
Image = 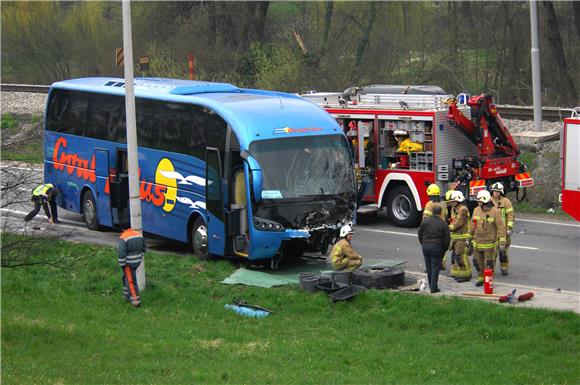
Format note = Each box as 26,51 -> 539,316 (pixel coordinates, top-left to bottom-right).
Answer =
44,77 -> 356,263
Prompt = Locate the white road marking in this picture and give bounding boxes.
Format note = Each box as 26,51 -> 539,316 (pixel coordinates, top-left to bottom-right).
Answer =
359,228 -> 539,250
0,208 -> 84,226
518,218 -> 580,228
510,245 -> 539,250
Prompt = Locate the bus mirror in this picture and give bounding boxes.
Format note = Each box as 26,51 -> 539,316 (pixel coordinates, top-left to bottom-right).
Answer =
241,151 -> 263,202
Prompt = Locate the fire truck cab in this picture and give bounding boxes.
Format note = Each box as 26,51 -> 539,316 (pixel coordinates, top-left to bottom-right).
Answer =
301,85 -> 533,227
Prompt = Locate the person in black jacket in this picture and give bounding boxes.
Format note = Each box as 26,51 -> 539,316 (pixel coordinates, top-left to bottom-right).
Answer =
418,205 -> 451,293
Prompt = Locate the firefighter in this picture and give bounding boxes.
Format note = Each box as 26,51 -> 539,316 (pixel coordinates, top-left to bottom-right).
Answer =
330,225 -> 363,271
468,190 -> 506,287
118,224 -> 146,307
447,191 -> 472,282
423,183 -> 448,270
490,182 -> 515,275
24,183 -> 60,224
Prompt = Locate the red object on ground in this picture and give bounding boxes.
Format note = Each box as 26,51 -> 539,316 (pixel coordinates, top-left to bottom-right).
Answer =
517,292 -> 534,302
483,268 -> 494,294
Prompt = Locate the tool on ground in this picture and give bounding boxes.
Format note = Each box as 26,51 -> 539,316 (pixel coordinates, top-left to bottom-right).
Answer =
225,300 -> 272,318
517,292 -> 534,302
498,289 -> 517,303
462,291 -> 501,299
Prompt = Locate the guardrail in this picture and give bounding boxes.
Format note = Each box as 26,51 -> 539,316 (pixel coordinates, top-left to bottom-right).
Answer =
0,83 -> 573,122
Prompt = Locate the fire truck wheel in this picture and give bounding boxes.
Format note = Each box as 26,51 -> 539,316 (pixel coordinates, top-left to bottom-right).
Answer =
81,190 -> 100,231
386,185 -> 419,227
191,217 -> 210,260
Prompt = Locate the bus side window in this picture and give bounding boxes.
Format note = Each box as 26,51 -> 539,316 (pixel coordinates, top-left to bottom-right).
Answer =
107,105 -> 126,143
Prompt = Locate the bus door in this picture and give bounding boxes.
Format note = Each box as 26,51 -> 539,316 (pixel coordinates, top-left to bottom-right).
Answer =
206,148 -> 226,255
94,148 -> 113,227
109,149 -> 129,226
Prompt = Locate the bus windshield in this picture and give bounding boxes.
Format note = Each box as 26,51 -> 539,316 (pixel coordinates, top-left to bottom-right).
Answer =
249,134 -> 354,200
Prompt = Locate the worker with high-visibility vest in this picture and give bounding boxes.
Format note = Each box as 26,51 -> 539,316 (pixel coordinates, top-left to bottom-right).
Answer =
24,183 -> 60,223
490,182 -> 515,275
447,191 -> 472,282
468,190 -> 506,287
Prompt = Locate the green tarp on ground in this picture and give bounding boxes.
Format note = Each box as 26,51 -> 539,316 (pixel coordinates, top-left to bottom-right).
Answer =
221,259 -> 406,288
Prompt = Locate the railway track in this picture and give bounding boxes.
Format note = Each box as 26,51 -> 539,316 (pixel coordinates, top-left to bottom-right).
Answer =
0,83 -> 573,121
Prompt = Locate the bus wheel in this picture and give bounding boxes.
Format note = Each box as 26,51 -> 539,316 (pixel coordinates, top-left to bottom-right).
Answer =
82,190 -> 100,230
386,185 -> 419,227
192,217 -> 209,260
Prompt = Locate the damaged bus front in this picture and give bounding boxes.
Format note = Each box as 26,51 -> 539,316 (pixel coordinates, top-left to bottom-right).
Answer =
244,134 -> 356,261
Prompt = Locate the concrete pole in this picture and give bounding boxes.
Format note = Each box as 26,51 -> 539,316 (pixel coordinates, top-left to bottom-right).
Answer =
530,0 -> 542,131
122,0 -> 145,290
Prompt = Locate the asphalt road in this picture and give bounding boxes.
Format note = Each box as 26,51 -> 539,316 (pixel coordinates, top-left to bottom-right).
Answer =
2,164 -> 579,292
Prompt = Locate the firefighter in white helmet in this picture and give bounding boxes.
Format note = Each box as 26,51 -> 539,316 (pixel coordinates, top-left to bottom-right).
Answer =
423,183 -> 448,270
330,225 -> 363,271
490,182 -> 515,275
447,191 -> 472,282
468,190 -> 506,287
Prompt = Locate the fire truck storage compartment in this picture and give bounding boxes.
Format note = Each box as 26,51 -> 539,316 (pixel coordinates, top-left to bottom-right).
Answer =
379,118 -> 433,171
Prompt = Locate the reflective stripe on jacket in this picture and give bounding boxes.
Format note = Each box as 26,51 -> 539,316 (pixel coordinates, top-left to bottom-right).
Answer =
32,183 -> 54,197
469,205 -> 506,249
449,203 -> 470,240
492,196 -> 515,229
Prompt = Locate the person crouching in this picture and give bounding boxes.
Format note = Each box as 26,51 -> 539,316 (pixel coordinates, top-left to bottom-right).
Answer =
331,225 -> 363,271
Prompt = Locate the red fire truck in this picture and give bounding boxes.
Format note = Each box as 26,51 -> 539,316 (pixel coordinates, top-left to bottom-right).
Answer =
561,109 -> 580,221
301,85 -> 534,227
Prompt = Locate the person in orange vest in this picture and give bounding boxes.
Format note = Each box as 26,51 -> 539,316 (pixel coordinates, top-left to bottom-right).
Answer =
118,223 -> 146,307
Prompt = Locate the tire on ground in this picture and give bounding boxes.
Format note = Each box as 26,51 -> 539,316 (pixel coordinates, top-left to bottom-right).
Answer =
352,267 -> 393,289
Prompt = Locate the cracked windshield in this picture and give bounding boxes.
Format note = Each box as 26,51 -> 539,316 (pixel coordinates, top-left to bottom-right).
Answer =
249,134 -> 354,199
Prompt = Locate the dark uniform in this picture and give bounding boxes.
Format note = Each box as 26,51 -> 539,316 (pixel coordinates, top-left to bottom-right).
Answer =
24,183 -> 60,223
118,228 -> 146,307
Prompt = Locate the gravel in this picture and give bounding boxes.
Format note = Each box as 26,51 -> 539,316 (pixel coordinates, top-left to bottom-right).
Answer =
1,92 -> 47,115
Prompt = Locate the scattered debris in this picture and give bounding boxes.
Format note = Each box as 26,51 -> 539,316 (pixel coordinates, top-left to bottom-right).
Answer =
225,300 -> 272,318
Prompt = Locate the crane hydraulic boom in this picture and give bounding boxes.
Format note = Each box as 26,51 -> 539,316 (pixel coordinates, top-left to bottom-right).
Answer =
448,94 -> 520,159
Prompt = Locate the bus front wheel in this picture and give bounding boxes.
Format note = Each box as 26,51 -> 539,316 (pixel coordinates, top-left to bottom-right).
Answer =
82,190 -> 100,230
192,217 -> 210,260
386,185 -> 419,228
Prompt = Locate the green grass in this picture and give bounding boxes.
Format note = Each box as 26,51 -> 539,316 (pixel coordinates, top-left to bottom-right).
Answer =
2,237 -> 579,385
1,112 -> 18,130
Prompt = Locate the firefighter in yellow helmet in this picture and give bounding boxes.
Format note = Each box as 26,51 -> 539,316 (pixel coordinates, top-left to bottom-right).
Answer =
490,182 -> 515,275
468,190 -> 506,287
330,225 -> 363,271
423,183 -> 448,270
447,191 -> 472,282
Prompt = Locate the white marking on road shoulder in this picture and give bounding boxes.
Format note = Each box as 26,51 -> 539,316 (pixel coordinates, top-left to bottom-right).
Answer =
359,228 -> 539,250
518,218 -> 580,228
510,245 -> 539,250
361,228 -> 417,237
0,208 -> 84,226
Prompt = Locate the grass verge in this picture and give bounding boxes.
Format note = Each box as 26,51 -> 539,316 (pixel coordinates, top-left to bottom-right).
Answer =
2,236 -> 579,384
1,113 -> 43,163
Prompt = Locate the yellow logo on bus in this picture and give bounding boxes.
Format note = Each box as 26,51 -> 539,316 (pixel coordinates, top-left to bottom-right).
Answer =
155,158 -> 178,212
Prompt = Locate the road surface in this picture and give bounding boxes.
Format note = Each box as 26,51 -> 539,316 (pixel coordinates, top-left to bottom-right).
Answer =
2,164 -> 579,292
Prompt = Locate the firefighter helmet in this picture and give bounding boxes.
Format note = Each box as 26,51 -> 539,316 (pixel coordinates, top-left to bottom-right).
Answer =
340,225 -> 354,238
427,184 -> 440,196
490,182 -> 504,194
451,190 -> 465,202
445,190 -> 454,201
476,190 -> 492,203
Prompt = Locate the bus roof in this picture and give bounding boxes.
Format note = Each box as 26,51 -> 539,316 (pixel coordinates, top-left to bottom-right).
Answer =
50,77 -> 341,148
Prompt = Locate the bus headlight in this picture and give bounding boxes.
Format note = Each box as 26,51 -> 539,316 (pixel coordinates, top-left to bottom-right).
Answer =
253,217 -> 284,232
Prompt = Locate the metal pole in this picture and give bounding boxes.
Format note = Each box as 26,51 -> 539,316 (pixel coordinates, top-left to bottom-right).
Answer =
122,0 -> 145,290
530,0 -> 542,131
